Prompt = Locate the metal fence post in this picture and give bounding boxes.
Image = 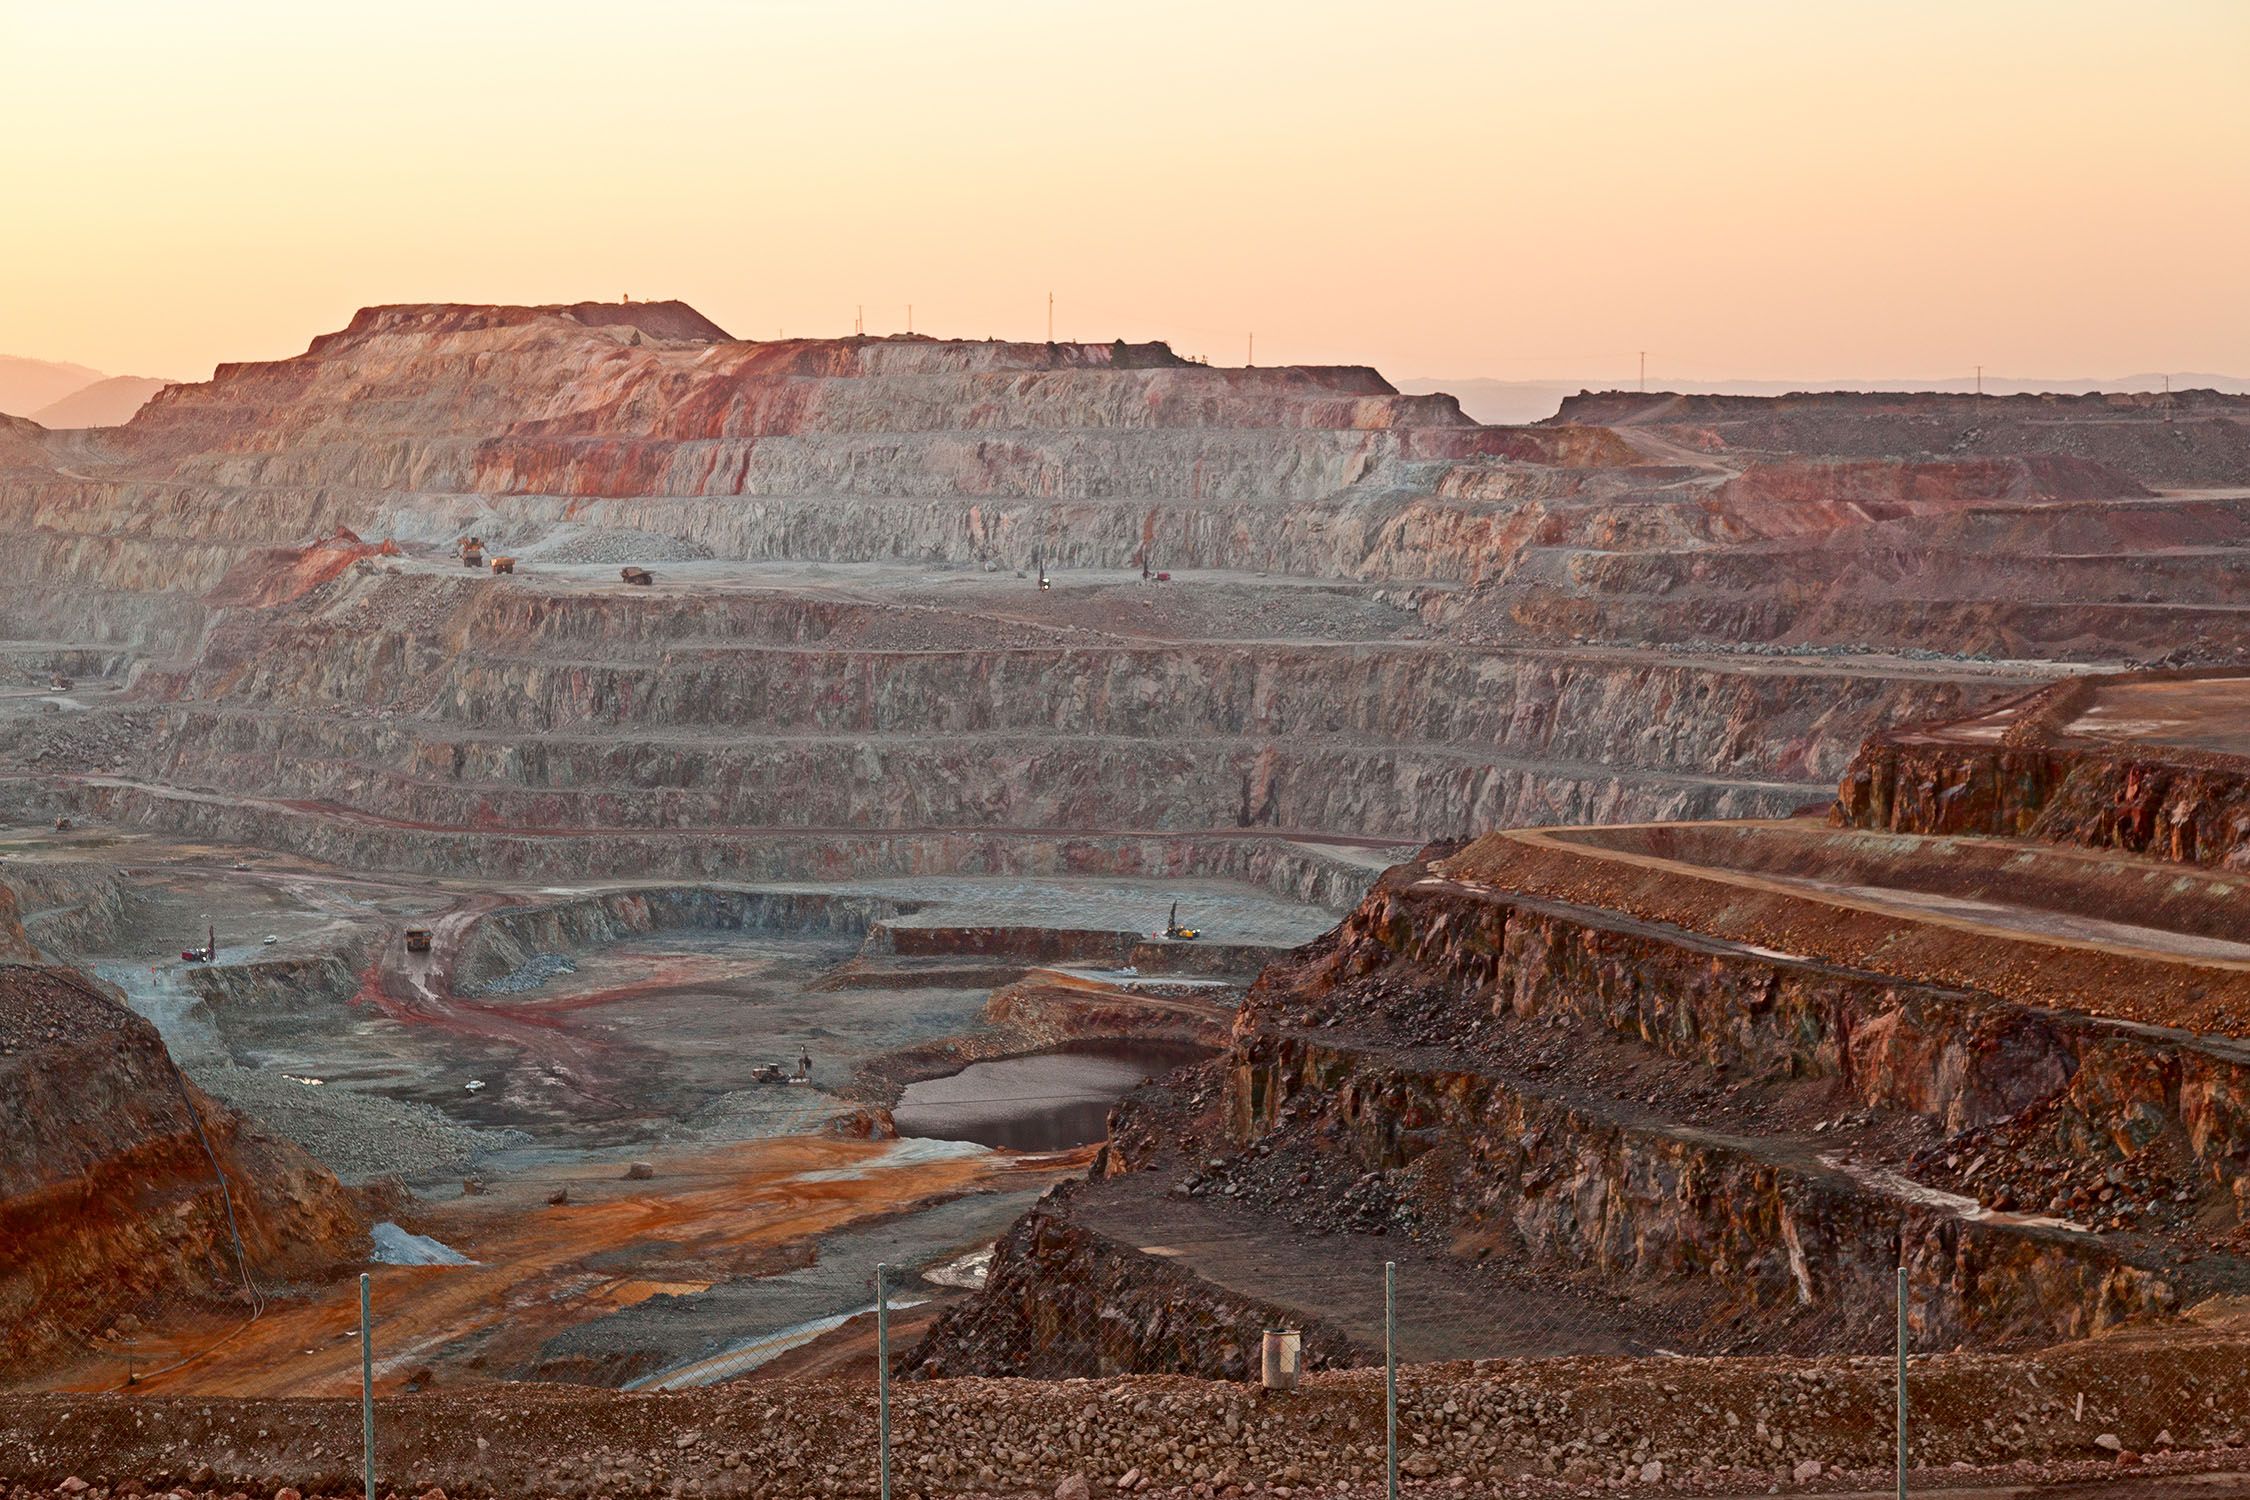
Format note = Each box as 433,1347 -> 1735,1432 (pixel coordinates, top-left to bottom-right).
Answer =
1895,1265 -> 1908,1500
1385,1260 -> 1397,1500
360,1272 -> 376,1500
877,1261 -> 892,1500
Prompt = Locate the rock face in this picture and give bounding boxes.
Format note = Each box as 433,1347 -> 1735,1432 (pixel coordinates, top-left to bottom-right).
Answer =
903,1185 -> 1361,1381
914,702 -> 2250,1377
1835,670 -> 2250,869
6,301 -> 2242,882
0,963 -> 366,1373
0,882 -> 34,961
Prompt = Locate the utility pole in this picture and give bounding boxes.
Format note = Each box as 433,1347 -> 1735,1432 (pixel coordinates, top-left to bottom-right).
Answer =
360,1273 -> 376,1500
1247,332 -> 1254,367
907,304 -> 913,335
1047,291 -> 1054,342
1975,363 -> 1983,397
1638,351 -> 1647,392
855,305 -> 864,336
1385,1261 -> 1398,1500
876,1264 -> 892,1500
1896,1266 -> 1909,1500
123,1335 -> 139,1387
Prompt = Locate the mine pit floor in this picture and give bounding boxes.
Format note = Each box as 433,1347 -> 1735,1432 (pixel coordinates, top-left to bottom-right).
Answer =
3,825 -> 1326,1398
39,1134 -> 1069,1397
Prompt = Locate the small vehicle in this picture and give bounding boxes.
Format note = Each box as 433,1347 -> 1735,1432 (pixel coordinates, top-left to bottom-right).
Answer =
1155,571 -> 1171,583
262,935 -> 279,946
231,861 -> 250,871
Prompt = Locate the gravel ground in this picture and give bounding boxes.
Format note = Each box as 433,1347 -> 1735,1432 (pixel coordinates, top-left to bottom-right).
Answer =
194,1064 -> 514,1184
3,1337 -> 2249,1498
470,953 -> 578,996
539,529 -> 715,564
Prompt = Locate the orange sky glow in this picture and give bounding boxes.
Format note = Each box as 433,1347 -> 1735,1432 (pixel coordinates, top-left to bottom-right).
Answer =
3,0 -> 2244,385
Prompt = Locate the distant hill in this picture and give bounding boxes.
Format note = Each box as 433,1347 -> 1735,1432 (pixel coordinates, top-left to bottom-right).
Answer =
1401,373 -> 2250,427
0,355 -> 105,420
29,375 -> 171,428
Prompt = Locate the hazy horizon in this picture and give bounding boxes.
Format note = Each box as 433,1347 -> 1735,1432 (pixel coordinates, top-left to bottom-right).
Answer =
7,340 -> 2246,431
6,0 -> 2246,385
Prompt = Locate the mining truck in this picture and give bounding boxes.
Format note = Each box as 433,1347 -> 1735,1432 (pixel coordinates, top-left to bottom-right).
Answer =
621,566 -> 653,586
460,536 -> 485,567
490,556 -> 516,574
403,928 -> 433,954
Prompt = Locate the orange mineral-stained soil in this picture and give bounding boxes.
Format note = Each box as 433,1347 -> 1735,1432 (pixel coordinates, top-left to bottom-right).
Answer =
43,1135 -> 1073,1398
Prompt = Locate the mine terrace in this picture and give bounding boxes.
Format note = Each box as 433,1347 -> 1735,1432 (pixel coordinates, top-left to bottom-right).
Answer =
1,300 -> 2249,1497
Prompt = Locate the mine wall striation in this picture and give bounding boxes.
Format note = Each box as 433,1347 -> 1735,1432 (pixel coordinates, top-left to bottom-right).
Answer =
1310,877 -> 2250,1189
27,778 -> 1398,902
452,885 -> 919,990
0,862 -> 132,958
913,830 -> 2250,1377
5,304 -> 2244,888
1836,672 -> 2250,869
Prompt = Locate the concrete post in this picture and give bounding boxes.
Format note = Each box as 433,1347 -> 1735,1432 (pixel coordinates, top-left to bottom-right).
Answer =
877,1262 -> 892,1500
1896,1265 -> 1908,1500
360,1272 -> 375,1500
1385,1261 -> 1397,1500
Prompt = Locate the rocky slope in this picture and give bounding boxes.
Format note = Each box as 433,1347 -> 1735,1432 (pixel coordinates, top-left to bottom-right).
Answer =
1836,669 -> 2250,869
0,302 -> 2242,884
913,708 -> 2250,1378
0,963 -> 366,1375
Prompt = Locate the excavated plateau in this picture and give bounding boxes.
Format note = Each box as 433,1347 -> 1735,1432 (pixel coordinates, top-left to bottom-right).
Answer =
3,302 -> 2246,890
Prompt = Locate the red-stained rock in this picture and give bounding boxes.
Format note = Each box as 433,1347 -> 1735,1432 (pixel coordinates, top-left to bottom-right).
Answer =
0,965 -> 366,1375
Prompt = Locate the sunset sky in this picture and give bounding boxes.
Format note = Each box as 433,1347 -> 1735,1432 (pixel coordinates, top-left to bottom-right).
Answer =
4,0 -> 2244,385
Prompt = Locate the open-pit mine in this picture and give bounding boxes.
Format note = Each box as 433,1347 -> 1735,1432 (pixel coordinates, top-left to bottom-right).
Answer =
2,300 -> 2249,1496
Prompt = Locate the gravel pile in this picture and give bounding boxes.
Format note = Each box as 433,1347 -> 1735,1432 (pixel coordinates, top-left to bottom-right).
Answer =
471,952 -> 578,996
3,1342 -> 2249,1498
195,1065 -> 505,1184
543,528 -> 715,564
0,704 -> 154,779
